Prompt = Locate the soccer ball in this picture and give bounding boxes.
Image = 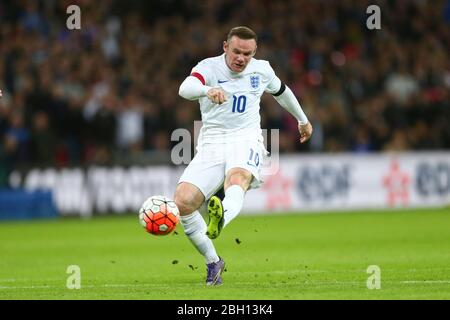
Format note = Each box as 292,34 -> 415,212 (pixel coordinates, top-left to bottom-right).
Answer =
139,195 -> 179,236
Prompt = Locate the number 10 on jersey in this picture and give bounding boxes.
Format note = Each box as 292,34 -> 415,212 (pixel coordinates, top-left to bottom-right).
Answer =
232,95 -> 247,113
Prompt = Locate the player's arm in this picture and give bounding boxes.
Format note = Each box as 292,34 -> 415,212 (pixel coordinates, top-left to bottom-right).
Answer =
267,76 -> 313,143
179,72 -> 227,104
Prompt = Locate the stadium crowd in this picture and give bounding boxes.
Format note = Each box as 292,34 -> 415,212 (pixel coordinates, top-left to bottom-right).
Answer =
0,0 -> 449,177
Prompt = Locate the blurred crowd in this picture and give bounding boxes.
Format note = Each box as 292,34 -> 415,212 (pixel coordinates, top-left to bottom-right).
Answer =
1,0 -> 449,178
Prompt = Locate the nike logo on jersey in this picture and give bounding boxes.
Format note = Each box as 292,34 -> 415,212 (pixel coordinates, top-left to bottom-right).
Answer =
218,80 -> 229,84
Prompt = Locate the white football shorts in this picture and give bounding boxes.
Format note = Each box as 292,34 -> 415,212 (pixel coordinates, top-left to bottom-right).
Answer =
178,140 -> 267,199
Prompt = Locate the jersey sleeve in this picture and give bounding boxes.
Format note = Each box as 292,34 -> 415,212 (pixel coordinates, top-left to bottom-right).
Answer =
190,60 -> 213,86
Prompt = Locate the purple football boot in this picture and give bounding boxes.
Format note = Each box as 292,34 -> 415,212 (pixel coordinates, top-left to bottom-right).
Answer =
206,258 -> 225,286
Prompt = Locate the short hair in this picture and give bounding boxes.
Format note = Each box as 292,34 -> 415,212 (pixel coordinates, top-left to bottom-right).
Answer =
227,26 -> 258,43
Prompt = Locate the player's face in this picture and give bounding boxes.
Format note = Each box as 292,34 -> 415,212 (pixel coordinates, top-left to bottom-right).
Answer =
223,36 -> 257,73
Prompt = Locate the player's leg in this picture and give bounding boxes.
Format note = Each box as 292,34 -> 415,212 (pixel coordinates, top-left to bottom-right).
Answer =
222,167 -> 252,227
174,182 -> 220,265
175,144 -> 226,285
206,168 -> 251,239
174,182 -> 225,285
206,141 -> 265,239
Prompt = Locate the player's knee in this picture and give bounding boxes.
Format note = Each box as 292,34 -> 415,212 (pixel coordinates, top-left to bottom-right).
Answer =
174,184 -> 204,215
227,170 -> 252,190
174,192 -> 195,215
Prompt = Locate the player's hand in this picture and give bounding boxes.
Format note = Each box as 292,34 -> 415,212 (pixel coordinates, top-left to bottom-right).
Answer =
298,121 -> 313,143
206,88 -> 227,104
0,90 -> 2,98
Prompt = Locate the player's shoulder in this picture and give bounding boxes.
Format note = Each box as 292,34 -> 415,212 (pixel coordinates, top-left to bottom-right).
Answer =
191,55 -> 223,81
251,57 -> 272,69
196,55 -> 222,68
249,57 -> 275,78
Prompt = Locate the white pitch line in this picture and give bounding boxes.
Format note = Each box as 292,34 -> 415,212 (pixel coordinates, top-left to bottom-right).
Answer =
400,280 -> 450,284
1,280 -> 450,290
0,285 -> 52,290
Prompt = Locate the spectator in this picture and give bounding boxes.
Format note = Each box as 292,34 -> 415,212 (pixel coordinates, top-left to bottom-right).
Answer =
0,0 -> 448,172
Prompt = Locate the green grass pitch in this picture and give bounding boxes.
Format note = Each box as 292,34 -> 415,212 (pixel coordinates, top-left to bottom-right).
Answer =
0,208 -> 449,299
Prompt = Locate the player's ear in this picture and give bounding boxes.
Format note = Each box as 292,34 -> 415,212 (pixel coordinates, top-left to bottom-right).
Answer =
223,40 -> 228,52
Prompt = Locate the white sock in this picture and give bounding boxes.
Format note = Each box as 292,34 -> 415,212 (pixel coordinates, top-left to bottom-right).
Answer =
222,185 -> 245,228
180,211 -> 220,264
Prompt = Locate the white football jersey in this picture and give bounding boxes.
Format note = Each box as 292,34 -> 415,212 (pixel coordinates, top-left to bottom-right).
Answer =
190,53 -> 281,145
